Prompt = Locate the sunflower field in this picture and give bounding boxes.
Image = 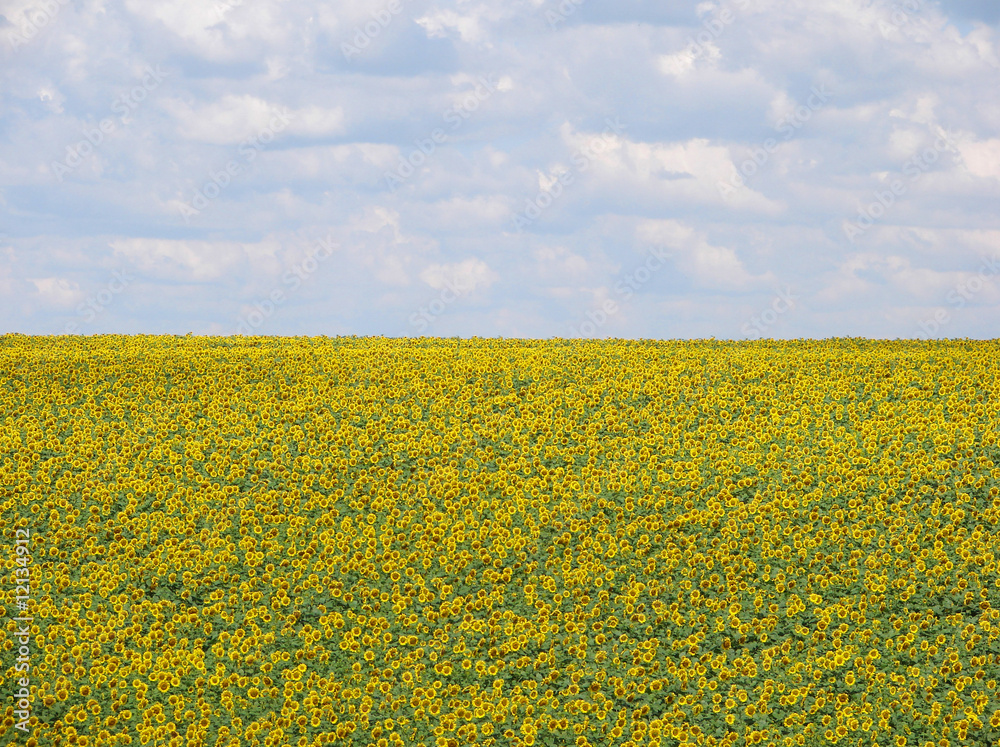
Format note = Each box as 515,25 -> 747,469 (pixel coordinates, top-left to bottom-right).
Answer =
2,335 -> 999,747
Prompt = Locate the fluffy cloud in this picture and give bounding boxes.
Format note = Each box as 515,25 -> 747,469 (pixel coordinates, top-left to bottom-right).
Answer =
419,258 -> 499,293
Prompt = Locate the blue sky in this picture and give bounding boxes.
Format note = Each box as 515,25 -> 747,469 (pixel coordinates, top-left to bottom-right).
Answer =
1,0 -> 998,339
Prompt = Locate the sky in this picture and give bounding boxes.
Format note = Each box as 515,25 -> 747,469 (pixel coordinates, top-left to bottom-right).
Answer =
1,0 -> 998,340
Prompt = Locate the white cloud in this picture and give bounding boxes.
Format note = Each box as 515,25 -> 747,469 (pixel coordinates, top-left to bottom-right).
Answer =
419,195 -> 511,230
957,137 -> 1000,179
29,277 -> 82,308
555,124 -> 786,213
109,238 -> 253,282
122,0 -> 232,53
121,0 -> 299,60
656,42 -> 721,77
533,244 -> 590,280
162,95 -> 343,144
419,258 -> 498,294
414,3 -> 520,46
288,105 -> 347,138
635,219 -> 773,290
36,85 -> 65,114
415,9 -> 488,44
815,254 -> 879,304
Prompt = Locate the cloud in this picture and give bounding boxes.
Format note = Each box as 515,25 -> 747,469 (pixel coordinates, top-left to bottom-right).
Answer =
163,95 -> 344,144
29,277 -> 83,308
419,258 -> 499,294
635,218 -> 774,290
956,136 -> 1000,179
416,9 -> 489,45
551,122 -> 786,213
656,41 -> 721,77
109,238 -> 255,282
